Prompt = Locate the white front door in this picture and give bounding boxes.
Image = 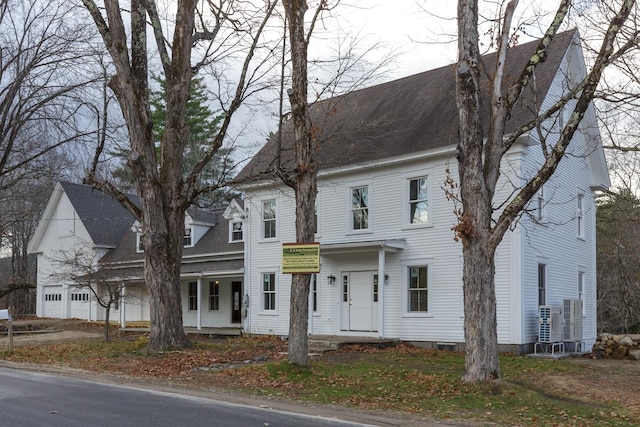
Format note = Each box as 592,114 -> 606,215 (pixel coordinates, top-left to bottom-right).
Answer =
348,271 -> 375,331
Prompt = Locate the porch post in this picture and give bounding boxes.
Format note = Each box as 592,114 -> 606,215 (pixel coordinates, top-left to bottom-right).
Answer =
378,247 -> 385,338
120,282 -> 126,328
197,277 -> 203,331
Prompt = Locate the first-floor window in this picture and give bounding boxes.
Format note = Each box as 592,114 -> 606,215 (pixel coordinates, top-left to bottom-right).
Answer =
408,266 -> 428,312
209,281 -> 220,311
538,264 -> 546,306
188,281 -> 198,311
262,273 -> 276,311
578,271 -> 585,315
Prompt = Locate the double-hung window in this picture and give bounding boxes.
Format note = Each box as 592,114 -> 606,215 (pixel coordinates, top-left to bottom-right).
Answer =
209,281 -> 220,311
351,186 -> 369,230
577,194 -> 584,238
538,263 -> 546,306
409,177 -> 429,225
262,273 -> 276,311
536,187 -> 545,221
188,281 -> 198,311
578,271 -> 585,315
262,200 -> 276,239
408,266 -> 428,312
231,221 -> 243,242
184,228 -> 193,247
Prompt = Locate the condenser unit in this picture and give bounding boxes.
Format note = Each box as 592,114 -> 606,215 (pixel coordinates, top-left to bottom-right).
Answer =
539,305 -> 563,343
563,299 -> 583,342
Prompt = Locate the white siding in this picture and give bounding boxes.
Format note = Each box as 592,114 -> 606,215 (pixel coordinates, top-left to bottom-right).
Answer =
243,37 -> 603,349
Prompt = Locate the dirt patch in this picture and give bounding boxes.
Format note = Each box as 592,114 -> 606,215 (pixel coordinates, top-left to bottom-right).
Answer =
540,358 -> 640,416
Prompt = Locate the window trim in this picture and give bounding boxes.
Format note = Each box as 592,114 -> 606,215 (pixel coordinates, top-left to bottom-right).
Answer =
136,233 -> 145,253
188,281 -> 198,311
209,280 -> 220,311
349,184 -> 371,233
184,227 -> 193,247
230,220 -> 243,242
538,263 -> 546,307
576,193 -> 585,238
261,272 -> 277,312
261,199 -> 277,240
402,259 -> 433,317
577,269 -> 585,316
405,175 -> 432,228
536,186 -> 545,221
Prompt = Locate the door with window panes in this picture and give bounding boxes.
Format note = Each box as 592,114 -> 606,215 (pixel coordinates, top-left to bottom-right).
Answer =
341,271 -> 378,332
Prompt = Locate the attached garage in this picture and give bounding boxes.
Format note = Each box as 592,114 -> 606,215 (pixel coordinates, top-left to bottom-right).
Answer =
69,291 -> 90,319
43,286 -> 64,318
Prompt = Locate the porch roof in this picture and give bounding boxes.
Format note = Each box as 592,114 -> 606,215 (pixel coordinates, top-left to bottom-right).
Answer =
320,239 -> 406,254
94,258 -> 244,282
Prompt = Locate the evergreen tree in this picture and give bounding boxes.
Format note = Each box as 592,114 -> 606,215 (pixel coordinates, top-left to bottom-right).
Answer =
113,76 -> 238,207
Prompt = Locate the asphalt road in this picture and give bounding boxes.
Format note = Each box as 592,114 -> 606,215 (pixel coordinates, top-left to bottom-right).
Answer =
0,367 -> 375,427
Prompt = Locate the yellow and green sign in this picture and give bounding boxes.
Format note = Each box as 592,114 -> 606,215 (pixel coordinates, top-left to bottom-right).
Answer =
282,243 -> 320,274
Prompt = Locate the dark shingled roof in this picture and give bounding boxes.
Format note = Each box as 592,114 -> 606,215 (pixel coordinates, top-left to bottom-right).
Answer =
60,181 -> 136,248
236,30 -> 577,182
98,206 -> 243,265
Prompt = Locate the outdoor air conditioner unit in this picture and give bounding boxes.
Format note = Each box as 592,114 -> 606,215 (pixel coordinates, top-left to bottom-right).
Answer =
539,305 -> 563,343
563,299 -> 583,342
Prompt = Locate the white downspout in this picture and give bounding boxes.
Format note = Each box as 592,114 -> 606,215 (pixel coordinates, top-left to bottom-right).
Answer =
197,277 -> 202,330
120,282 -> 126,328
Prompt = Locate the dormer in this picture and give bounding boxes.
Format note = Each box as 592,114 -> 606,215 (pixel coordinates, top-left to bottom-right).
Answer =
223,199 -> 245,243
133,208 -> 217,253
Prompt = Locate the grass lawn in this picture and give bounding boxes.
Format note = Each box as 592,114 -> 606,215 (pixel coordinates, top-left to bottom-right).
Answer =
1,334 -> 638,427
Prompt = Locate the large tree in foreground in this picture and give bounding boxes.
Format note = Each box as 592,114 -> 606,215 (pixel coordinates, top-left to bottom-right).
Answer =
81,0 -> 277,351
454,0 -> 637,382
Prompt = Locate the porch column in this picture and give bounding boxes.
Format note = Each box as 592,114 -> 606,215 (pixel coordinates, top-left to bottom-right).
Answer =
120,282 -> 126,328
197,277 -> 203,331
378,247 -> 385,338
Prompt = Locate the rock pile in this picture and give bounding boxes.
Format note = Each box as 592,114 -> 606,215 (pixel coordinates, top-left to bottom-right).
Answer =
591,333 -> 640,360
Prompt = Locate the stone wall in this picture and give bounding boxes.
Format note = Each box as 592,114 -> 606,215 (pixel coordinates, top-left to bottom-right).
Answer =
591,333 -> 640,360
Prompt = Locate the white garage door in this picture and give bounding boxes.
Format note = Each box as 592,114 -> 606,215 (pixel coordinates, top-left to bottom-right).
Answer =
43,286 -> 64,318
69,292 -> 90,319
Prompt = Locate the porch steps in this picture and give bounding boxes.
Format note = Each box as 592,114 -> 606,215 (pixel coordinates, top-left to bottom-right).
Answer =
308,335 -> 400,355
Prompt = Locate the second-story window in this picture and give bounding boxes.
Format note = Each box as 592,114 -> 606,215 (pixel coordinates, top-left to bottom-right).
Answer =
351,186 -> 369,230
409,177 -> 429,224
262,200 -> 276,239
577,194 -> 584,238
137,234 -> 145,252
231,221 -> 243,242
184,228 -> 193,246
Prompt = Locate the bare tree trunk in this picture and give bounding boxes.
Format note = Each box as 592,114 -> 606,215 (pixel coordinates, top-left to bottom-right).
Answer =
283,0 -> 316,366
104,305 -> 110,342
461,239 -> 500,381
456,0 -> 500,382
143,205 -> 190,350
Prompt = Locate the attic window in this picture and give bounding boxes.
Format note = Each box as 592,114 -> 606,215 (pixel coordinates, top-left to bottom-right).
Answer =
136,234 -> 144,252
184,228 -> 193,247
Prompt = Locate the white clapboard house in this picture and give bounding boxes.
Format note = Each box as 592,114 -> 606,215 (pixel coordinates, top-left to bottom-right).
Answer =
234,30 -> 609,353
